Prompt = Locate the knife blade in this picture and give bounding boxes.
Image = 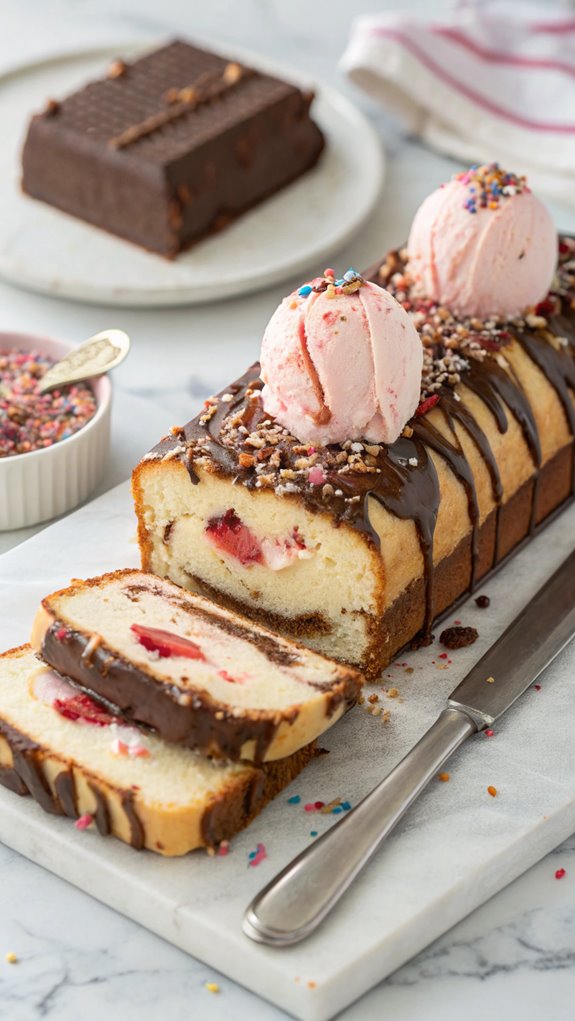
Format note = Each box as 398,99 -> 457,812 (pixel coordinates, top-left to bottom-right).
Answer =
243,548 -> 575,947
449,547 -> 575,726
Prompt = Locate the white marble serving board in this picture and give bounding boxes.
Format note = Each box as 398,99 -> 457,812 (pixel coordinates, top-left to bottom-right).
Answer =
0,481 -> 574,1021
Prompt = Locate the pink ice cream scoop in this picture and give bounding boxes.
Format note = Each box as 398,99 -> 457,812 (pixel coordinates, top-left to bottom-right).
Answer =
407,164 -> 557,319
260,269 -> 423,446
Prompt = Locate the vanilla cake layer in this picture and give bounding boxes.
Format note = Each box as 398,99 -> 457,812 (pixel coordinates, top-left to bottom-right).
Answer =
32,570 -> 361,763
133,243 -> 575,678
0,646 -> 317,856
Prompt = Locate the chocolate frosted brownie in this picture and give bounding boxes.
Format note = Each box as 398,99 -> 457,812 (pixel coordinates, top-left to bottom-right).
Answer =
21,40 -> 325,256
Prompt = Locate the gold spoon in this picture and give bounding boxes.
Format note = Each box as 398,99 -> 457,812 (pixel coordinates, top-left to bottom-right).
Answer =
0,329 -> 131,401
37,329 -> 131,394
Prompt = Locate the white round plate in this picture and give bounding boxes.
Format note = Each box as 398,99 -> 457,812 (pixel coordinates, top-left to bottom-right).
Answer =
0,43 -> 385,307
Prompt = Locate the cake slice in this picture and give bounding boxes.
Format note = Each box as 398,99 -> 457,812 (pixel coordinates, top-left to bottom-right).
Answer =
132,233 -> 575,679
21,39 -> 325,257
31,570 -> 361,764
0,645 -> 317,856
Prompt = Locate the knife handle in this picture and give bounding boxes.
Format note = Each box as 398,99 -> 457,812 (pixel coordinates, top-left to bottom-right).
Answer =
243,707 -> 477,946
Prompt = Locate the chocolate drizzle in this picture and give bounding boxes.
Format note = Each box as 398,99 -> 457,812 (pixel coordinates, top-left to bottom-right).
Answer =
514,327 -> 575,488
145,237 -> 575,649
372,437 -> 439,636
0,720 -> 58,814
0,707 -> 143,848
88,782 -> 111,836
413,413 -> 480,589
54,769 -> 77,818
121,792 -> 145,849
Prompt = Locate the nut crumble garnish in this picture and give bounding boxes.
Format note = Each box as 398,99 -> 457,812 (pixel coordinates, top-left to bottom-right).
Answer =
223,61 -> 243,84
107,59 -> 127,79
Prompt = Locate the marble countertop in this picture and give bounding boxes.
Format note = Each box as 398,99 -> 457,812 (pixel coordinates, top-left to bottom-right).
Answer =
1,1 -> 574,1018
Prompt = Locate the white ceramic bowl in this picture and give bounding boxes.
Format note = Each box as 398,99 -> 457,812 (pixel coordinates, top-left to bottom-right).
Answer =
0,331 -> 111,530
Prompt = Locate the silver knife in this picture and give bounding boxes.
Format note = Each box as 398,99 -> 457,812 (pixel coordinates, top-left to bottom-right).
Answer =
243,547 -> 575,946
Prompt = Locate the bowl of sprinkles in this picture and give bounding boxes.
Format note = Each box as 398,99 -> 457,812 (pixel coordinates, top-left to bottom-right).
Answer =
0,331 -> 111,529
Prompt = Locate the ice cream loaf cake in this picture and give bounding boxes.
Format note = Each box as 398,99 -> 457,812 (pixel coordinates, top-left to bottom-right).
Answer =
133,169 -> 575,678
31,570 -> 361,764
0,646 -> 317,856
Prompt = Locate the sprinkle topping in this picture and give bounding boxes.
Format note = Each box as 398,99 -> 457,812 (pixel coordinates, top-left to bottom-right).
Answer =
455,163 -> 529,214
0,350 -> 97,458
297,267 -> 365,299
248,842 -> 267,866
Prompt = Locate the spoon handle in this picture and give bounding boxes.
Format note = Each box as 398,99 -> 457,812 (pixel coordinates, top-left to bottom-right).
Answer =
242,707 -> 476,946
38,329 -> 130,394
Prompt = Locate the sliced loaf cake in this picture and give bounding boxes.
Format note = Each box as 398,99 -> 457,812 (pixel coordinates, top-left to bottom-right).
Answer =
0,645 -> 317,855
31,570 -> 362,764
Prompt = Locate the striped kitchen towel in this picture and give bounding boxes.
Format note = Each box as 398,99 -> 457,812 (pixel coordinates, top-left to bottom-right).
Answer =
341,2 -> 575,204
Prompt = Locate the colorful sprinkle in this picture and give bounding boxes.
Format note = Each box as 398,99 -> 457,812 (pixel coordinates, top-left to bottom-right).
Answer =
438,772 -> 450,782
287,794 -> 301,804
456,163 -> 528,215
205,982 -> 220,993
308,464 -> 327,486
0,349 -> 97,458
296,268 -> 365,301
248,842 -> 267,867
74,813 -> 94,831
534,683 -> 542,691
310,830 -> 318,837
304,798 -> 351,815
555,868 -> 566,880
415,394 -> 440,417
5,952 -> 17,964
487,785 -> 498,797
484,729 -> 494,738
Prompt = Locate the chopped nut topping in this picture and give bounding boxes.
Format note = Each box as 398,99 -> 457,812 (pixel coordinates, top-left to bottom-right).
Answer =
107,59 -> 127,79
223,62 -> 243,84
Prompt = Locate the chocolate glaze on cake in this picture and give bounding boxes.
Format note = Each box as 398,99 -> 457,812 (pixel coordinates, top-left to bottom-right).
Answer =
21,40 -> 325,257
146,236 -> 575,650
0,703 -> 318,850
0,713 -> 142,843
